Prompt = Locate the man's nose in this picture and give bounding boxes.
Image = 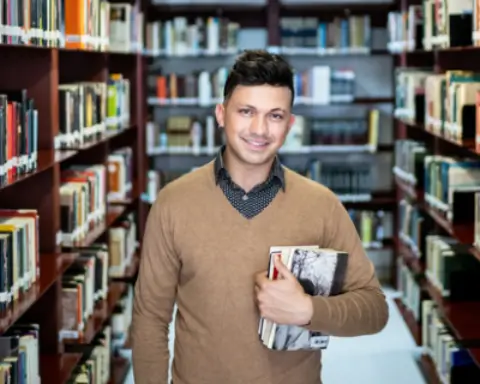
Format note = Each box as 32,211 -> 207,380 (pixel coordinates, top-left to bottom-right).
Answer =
249,115 -> 268,136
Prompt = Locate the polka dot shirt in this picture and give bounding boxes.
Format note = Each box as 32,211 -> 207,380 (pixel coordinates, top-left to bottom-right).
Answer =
214,146 -> 285,219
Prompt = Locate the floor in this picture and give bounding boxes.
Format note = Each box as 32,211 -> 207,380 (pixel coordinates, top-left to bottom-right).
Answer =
123,287 -> 426,384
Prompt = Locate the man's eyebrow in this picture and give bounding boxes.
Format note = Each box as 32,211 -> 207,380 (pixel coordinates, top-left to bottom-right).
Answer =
242,105 -> 286,112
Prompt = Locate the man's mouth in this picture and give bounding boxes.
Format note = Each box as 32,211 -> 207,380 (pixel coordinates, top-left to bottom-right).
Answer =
243,138 -> 269,148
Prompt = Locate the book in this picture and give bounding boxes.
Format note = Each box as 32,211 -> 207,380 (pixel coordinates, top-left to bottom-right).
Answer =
107,147 -> 133,203
258,246 -> 348,351
398,198 -> 428,258
59,164 -> 107,247
396,256 -> 421,321
108,213 -> 137,278
110,285 -> 134,349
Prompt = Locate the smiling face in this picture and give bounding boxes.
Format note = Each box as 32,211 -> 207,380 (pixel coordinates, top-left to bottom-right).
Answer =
215,84 -> 295,168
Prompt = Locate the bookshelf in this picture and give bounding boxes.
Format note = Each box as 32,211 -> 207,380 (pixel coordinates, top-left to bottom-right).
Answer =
142,0 -> 397,284
0,0 -> 148,382
389,0 -> 480,382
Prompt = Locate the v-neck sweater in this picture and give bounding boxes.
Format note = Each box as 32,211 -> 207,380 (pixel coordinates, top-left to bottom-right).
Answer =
131,161 -> 389,384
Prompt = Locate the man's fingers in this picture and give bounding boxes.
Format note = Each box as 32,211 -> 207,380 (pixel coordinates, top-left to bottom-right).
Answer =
274,255 -> 294,280
255,270 -> 269,288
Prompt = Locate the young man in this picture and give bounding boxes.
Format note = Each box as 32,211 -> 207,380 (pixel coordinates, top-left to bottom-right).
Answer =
132,50 -> 389,384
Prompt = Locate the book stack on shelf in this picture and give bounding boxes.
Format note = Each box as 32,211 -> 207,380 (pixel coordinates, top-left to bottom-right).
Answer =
278,15 -> 372,55
0,0 -> 144,54
145,16 -> 240,56
0,0 -> 148,380
390,0 -> 480,381
146,110 -> 381,155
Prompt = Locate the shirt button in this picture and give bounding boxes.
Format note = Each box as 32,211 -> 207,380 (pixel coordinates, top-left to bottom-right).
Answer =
242,195 -> 248,201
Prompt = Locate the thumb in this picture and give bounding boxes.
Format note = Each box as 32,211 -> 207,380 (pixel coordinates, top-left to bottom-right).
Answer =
274,255 -> 294,280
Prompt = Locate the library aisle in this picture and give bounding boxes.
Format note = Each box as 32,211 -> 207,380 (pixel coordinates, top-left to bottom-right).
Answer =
123,288 -> 425,384
322,287 -> 425,384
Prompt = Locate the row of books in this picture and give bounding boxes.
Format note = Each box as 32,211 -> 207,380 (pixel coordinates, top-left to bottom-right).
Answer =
425,235 -> 480,301
0,322 -> 41,383
293,67 -> 355,105
394,68 -> 480,146
348,209 -> 392,248
60,246 -> 111,341
285,112 -> 379,149
305,160 -> 372,198
56,74 -> 131,149
67,285 -> 133,382
145,17 -> 239,57
60,148 -> 135,247
279,16 -> 372,53
396,256 -> 421,321
0,89 -> 39,186
0,209 -> 40,308
422,300 -> 480,383
0,0 -> 144,53
394,138 -> 480,224
151,66 -> 357,106
387,2 -> 477,52
0,206 -> 135,313
68,324 -> 113,383
398,198 -> 425,258
60,239 -> 135,341
397,258 -> 480,383
146,111 -> 380,155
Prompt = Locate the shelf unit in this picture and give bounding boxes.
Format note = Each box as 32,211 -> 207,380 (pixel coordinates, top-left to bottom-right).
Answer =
145,0 -> 397,284
390,0 -> 480,382
0,5 -> 148,383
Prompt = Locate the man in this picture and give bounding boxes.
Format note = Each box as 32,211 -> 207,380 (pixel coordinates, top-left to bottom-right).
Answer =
132,50 -> 389,384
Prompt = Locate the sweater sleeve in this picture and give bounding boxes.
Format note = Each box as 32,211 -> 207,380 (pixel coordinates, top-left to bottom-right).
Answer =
306,196 -> 389,336
131,192 -> 179,384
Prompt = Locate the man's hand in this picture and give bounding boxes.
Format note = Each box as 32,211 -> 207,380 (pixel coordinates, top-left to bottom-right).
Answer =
255,255 -> 313,326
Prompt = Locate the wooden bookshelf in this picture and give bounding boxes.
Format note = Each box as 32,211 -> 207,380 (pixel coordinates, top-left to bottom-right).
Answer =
0,0 -> 148,380
391,0 -> 480,381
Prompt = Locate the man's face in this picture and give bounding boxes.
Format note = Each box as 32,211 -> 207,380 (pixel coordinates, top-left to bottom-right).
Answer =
215,84 -> 294,167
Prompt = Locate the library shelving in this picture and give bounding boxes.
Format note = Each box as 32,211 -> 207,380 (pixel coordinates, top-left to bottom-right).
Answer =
389,0 -> 480,382
0,0 -> 148,381
143,0 -> 397,284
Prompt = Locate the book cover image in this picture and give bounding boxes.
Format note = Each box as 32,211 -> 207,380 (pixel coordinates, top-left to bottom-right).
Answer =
260,247 -> 348,351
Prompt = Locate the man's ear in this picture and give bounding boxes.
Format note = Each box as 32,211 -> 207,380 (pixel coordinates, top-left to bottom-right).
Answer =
215,103 -> 225,127
286,114 -> 296,135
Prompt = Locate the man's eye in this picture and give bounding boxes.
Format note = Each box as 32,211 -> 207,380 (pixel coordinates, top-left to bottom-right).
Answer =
240,109 -> 252,116
271,114 -> 283,120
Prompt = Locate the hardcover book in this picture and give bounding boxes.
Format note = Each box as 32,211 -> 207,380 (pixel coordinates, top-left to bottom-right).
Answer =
258,246 -> 348,351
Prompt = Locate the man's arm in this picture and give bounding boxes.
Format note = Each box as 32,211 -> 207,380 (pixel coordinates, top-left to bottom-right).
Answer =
306,196 -> 389,336
131,192 -> 179,383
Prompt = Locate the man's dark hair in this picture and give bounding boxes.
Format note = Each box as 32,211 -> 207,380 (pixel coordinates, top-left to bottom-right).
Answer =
223,50 -> 295,105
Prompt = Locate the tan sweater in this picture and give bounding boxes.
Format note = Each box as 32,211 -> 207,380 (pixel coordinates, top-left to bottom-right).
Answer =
131,161 -> 389,384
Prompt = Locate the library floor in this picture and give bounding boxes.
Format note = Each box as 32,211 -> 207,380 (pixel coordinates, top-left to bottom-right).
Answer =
123,287 -> 426,384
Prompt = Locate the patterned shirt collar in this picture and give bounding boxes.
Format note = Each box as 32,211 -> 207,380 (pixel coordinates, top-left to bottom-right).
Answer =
214,145 -> 285,190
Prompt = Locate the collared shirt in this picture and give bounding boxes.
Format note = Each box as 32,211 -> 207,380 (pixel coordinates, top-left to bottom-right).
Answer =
214,146 -> 285,219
